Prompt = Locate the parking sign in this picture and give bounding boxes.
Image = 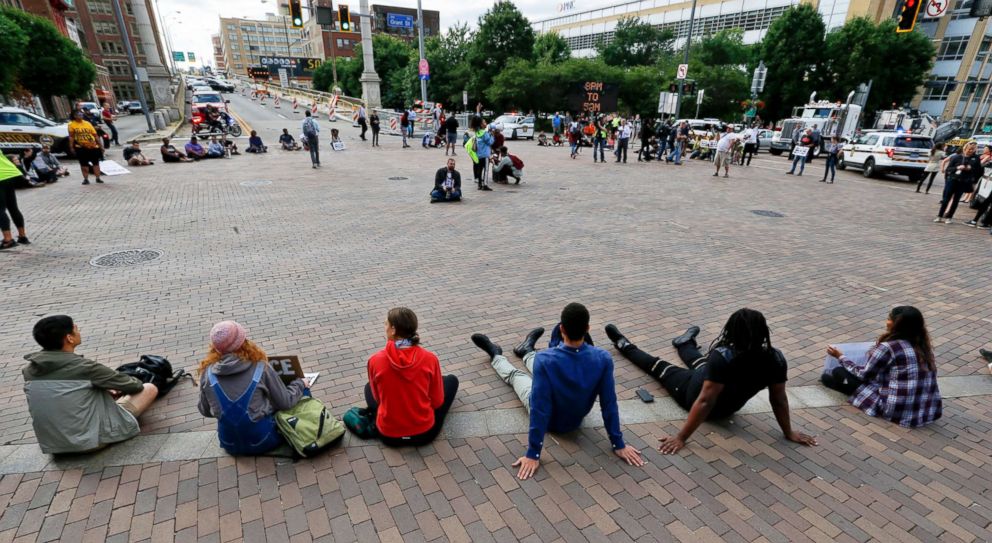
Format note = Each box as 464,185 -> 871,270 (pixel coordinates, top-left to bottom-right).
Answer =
676,64 -> 688,80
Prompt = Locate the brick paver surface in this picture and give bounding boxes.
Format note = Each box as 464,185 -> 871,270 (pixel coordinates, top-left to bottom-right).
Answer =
2,113 -> 991,540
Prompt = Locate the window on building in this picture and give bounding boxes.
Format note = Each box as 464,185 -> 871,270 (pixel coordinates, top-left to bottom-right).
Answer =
923,77 -> 957,100
94,21 -> 119,35
87,0 -> 112,15
937,36 -> 970,61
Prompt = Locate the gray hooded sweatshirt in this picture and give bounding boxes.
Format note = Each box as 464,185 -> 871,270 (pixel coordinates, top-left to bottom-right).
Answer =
198,354 -> 306,422
22,350 -> 145,454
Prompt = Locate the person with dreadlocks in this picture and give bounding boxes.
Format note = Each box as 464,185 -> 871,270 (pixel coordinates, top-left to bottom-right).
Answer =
823,306 -> 942,428
604,308 -> 818,454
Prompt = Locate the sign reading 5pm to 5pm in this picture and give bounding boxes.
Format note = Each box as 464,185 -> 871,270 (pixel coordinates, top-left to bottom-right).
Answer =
259,56 -> 323,76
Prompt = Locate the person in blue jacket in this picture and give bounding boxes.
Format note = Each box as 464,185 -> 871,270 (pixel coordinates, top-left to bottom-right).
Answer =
471,303 -> 645,480
467,107 -> 494,191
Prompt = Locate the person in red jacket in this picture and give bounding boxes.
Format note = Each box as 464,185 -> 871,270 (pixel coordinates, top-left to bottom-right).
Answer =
366,307 -> 459,446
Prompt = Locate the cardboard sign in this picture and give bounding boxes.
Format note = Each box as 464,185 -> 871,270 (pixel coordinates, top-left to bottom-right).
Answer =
792,146 -> 810,157
823,342 -> 874,374
269,356 -> 303,385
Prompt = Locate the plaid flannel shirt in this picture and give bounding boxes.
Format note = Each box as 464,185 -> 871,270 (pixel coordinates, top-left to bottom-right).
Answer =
840,340 -> 942,428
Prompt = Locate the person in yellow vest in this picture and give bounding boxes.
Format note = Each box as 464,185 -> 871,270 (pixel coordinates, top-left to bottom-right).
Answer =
67,109 -> 104,185
0,153 -> 30,250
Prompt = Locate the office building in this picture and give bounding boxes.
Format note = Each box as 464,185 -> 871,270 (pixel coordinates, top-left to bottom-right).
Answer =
218,14 -> 306,75
212,34 -> 227,73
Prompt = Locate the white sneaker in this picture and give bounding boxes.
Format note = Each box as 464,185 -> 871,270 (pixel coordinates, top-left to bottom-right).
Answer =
933,217 -> 942,223
944,218 -> 953,224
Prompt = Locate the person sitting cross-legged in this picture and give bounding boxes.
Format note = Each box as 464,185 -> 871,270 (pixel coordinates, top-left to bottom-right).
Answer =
279,129 -> 301,151
246,131 -> 267,153
430,158 -> 462,203
605,308 -> 818,455
160,138 -> 192,163
23,315 -> 160,454
184,136 -> 207,160
206,137 -> 226,158
471,303 -> 645,480
123,142 -> 154,166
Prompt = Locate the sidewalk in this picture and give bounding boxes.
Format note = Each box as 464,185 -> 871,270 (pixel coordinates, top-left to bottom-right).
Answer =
1,139 -> 991,541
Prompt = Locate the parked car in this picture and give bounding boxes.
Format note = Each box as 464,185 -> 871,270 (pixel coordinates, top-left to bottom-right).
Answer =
123,101 -> 144,114
0,106 -> 71,154
205,78 -> 235,92
838,131 -> 933,182
755,129 -> 775,153
490,114 -> 535,140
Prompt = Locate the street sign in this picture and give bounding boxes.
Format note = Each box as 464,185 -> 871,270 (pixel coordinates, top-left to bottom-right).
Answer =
387,13 -> 415,29
676,64 -> 688,80
418,59 -> 430,81
657,91 -> 677,114
697,89 -> 704,105
188,52 -> 196,62
172,51 -> 185,62
279,68 -> 289,88
462,90 -> 468,107
926,0 -> 948,17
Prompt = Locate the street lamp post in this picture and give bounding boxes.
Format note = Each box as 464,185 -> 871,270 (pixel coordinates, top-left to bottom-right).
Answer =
161,12 -> 182,76
674,0 -> 698,120
110,0 -> 155,132
416,0 -> 427,104
749,60 -> 767,123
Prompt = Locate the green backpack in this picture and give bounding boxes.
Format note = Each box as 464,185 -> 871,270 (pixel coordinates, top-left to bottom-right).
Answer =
342,406 -> 378,439
275,397 -> 345,457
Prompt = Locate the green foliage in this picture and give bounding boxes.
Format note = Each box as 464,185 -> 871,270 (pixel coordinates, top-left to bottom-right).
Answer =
686,29 -> 753,120
0,11 -> 28,96
424,24 -> 474,109
758,4 -> 826,121
311,60 -> 337,94
1,7 -> 95,99
333,35 -> 415,108
822,17 -> 934,114
467,2 -> 535,99
597,17 -> 674,68
534,32 -> 571,65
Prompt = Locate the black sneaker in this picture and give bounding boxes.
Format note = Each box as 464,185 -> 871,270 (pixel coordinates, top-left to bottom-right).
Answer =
95,178 -> 104,184
604,324 -> 631,351
513,328 -> 545,358
672,326 -> 701,348
16,236 -> 30,245
980,348 -> 992,364
82,179 -> 90,185
471,334 -> 502,359
481,186 -> 493,191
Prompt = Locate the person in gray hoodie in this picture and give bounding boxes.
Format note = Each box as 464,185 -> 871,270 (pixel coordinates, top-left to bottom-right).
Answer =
23,315 -> 159,454
197,321 -> 308,455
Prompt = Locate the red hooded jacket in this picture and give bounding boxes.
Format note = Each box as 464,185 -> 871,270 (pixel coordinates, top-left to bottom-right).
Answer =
367,342 -> 444,438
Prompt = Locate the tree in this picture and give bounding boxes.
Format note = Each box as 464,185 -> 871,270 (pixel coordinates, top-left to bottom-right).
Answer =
534,32 -> 571,65
822,17 -> 934,115
1,8 -> 95,99
686,29 -> 753,120
324,35 -> 415,108
597,17 -> 674,68
0,11 -> 27,96
424,23 -> 474,109
467,2 -> 535,102
311,60 -> 337,95
757,4 -> 826,121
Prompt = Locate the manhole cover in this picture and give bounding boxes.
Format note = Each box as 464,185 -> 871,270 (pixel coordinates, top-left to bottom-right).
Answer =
90,249 -> 163,268
751,210 -> 785,218
240,180 -> 273,187
388,176 -> 409,181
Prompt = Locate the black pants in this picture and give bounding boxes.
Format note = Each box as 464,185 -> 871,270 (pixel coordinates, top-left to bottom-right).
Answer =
938,177 -> 967,218
615,138 -> 628,162
972,196 -> 992,225
359,119 -> 368,140
820,366 -> 863,396
365,375 -> 459,447
617,340 -> 707,410
742,143 -> 757,165
105,121 -> 119,145
371,127 -> 379,146
493,164 -> 512,182
0,180 -> 25,232
473,161 -> 485,183
917,171 -> 938,193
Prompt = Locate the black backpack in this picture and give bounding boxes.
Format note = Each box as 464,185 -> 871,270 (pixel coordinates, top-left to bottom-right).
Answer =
116,355 -> 191,397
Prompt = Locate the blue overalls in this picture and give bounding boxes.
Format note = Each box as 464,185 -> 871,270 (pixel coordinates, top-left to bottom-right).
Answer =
208,364 -> 284,455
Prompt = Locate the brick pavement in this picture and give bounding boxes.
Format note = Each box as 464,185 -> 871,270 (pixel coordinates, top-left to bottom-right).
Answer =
1,136 -> 991,540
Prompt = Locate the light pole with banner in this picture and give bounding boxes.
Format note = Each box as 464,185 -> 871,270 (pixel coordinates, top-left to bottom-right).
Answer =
416,0 -> 428,104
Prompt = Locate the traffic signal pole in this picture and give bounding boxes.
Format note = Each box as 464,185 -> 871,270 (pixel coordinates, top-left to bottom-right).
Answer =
416,0 -> 427,104
674,0 -> 698,120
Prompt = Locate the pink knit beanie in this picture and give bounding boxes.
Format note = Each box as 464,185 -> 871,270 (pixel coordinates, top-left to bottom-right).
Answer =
210,321 -> 247,354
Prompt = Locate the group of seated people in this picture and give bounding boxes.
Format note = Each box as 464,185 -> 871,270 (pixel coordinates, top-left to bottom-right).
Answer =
22,304 -> 945,478
4,145 -> 71,186
159,135 -> 241,163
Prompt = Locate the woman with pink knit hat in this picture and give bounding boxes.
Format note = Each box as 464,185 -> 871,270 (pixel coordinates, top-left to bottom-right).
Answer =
197,321 -> 308,455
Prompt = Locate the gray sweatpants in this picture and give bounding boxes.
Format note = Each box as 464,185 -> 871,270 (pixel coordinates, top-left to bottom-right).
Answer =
491,352 -> 536,410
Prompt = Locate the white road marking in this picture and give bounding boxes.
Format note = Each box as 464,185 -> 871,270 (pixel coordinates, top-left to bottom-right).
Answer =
278,114 -> 287,119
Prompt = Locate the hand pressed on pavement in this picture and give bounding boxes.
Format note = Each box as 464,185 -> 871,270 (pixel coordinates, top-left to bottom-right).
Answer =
511,457 -> 539,480
658,435 -> 686,455
614,446 -> 645,466
786,431 -> 818,446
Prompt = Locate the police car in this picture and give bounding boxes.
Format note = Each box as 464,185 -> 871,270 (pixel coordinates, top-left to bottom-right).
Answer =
490,114 -> 535,140
838,131 -> 933,182
0,106 -> 70,154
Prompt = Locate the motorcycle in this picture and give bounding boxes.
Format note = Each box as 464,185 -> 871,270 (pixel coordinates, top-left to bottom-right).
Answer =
191,108 -> 242,138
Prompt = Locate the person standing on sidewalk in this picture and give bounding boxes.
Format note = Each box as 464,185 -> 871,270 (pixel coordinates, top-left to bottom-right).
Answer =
101,102 -> 120,146
935,141 -> 982,224
917,143 -> 945,194
821,137 -> 842,183
713,126 -> 740,178
357,104 -> 368,142
302,110 -> 320,168
741,124 -> 758,166
614,119 -> 631,163
786,128 -> 815,176
0,153 -> 29,250
592,117 -> 607,163
444,113 -> 459,156
370,111 -> 381,147
68,109 -> 104,185
400,109 -> 411,148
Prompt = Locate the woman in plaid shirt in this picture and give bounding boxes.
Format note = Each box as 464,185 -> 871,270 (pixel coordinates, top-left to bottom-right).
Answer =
823,306 -> 942,428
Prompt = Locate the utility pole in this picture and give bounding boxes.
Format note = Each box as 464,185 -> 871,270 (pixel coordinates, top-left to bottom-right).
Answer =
416,0 -> 427,104
358,0 -> 381,107
673,0 -> 698,120
110,0 -> 155,132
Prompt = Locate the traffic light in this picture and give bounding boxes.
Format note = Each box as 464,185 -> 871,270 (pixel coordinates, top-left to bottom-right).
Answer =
289,0 -> 303,28
338,4 -> 352,31
896,0 -> 923,33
